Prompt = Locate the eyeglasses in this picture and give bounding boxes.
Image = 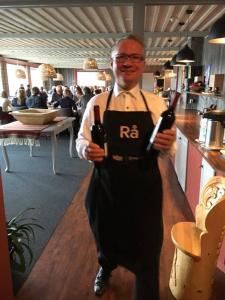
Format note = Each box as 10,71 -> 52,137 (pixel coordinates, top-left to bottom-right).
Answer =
112,54 -> 145,63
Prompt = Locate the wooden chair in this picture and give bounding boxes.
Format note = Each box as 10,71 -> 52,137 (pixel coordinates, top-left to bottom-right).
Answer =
169,176 -> 225,300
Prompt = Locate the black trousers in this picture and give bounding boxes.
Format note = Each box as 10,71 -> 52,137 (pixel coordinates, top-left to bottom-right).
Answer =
99,253 -> 160,300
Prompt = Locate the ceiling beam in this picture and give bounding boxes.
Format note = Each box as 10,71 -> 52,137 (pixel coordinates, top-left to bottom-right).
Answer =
0,0 -> 223,7
1,46 -> 180,52
0,31 -> 208,39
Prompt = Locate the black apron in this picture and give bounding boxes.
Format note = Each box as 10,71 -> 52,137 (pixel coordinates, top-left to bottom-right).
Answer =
85,89 -> 163,274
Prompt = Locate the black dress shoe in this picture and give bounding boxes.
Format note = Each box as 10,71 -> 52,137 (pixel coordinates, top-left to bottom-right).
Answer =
94,267 -> 111,297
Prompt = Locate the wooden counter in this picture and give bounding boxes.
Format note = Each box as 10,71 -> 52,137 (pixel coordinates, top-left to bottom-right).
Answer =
175,108 -> 225,175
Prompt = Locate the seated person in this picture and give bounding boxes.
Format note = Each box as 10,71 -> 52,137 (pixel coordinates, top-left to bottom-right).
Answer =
50,85 -> 63,104
0,90 -> 12,112
54,88 -> 80,137
39,86 -> 48,102
53,88 -> 77,111
26,87 -> 48,109
12,88 -> 27,110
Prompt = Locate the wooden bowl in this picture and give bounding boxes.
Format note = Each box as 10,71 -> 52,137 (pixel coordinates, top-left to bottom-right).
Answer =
11,109 -> 59,125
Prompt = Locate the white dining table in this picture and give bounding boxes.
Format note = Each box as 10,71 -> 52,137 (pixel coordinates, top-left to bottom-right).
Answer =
0,117 -> 75,175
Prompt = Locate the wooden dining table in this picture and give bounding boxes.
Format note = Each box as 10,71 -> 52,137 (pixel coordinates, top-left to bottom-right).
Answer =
0,117 -> 75,175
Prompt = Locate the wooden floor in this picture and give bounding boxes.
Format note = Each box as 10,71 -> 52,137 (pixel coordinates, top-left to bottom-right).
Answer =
15,158 -> 225,300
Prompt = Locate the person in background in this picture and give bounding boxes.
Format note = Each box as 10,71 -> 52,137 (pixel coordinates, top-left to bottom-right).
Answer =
76,86 -> 94,120
25,84 -> 31,97
26,86 -> 48,109
53,88 -> 77,110
39,86 -> 48,102
73,85 -> 83,102
50,85 -> 63,104
0,90 -> 12,112
12,88 -> 27,110
94,88 -> 102,95
76,34 -> 176,300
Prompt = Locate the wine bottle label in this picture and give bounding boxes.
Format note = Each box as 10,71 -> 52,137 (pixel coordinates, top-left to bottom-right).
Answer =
150,116 -> 163,144
104,142 -> 108,156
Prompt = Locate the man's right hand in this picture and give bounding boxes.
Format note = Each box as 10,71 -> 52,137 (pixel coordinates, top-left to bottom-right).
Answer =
84,142 -> 105,162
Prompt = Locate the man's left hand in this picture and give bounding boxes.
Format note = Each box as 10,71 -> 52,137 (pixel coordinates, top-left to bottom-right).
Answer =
153,128 -> 176,151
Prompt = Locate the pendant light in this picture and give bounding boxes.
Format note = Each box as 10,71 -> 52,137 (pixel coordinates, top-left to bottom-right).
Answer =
176,10 -> 195,63
171,22 -> 186,67
15,68 -> 26,79
83,58 -> 98,70
208,13 -> 225,44
163,39 -> 173,70
38,63 -> 57,79
96,71 -> 106,81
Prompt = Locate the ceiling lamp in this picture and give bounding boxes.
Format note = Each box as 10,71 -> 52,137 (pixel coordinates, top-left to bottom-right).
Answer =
15,68 -> 26,79
53,73 -> 64,81
171,22 -> 186,67
176,10 -> 195,63
83,58 -> 98,70
170,54 -> 185,66
163,38 -> 173,70
176,44 -> 195,63
208,13 -> 225,44
96,71 -> 106,81
38,63 -> 57,78
163,60 -> 173,70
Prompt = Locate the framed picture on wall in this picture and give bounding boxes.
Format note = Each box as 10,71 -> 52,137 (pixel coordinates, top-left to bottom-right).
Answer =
204,64 -> 211,86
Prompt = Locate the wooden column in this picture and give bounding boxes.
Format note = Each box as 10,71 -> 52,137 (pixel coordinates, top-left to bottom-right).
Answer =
0,172 -> 14,300
0,60 -> 9,95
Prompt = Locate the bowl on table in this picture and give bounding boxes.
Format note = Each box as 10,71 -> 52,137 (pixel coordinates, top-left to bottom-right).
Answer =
11,109 -> 59,125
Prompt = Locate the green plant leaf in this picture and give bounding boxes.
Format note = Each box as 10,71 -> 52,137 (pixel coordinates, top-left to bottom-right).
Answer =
7,208 -> 36,225
7,207 -> 45,273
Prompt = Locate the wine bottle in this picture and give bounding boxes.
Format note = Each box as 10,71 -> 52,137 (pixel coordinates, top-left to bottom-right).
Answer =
91,105 -> 106,150
146,92 -> 181,151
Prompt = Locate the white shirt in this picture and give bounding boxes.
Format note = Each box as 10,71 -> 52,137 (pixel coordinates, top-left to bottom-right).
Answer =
76,83 -> 174,159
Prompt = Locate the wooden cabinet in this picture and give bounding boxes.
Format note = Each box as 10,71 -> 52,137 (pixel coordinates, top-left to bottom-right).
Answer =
185,142 -> 202,214
200,157 -> 215,192
175,128 -> 188,191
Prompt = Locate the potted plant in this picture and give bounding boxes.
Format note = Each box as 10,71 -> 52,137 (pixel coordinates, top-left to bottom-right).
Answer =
7,208 -> 44,273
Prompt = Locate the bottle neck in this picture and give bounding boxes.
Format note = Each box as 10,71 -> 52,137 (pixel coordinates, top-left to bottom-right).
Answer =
94,105 -> 101,124
169,92 -> 181,110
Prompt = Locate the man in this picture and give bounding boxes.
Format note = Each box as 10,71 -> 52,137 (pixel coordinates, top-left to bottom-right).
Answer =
76,34 -> 176,300
50,85 -> 63,104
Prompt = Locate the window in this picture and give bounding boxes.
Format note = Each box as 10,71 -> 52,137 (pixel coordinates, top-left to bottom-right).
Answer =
30,67 -> 43,89
77,72 -> 105,87
7,64 -> 27,97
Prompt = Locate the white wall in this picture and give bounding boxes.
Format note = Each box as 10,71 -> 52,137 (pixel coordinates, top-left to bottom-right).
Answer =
142,73 -> 154,91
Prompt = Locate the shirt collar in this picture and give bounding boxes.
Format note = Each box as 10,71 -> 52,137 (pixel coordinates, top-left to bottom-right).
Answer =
114,83 -> 140,99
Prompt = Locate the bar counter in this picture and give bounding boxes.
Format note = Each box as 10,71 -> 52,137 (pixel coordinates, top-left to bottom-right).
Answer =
175,108 -> 225,175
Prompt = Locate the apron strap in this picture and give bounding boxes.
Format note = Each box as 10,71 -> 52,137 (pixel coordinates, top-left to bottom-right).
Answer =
140,90 -> 150,112
106,88 -> 150,112
106,89 -> 114,110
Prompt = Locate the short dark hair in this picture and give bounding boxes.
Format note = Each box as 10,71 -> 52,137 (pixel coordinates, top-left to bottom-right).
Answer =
111,34 -> 145,57
83,86 -> 91,94
32,86 -> 40,96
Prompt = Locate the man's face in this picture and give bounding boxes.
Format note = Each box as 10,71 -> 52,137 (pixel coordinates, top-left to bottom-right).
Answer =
110,39 -> 145,90
56,86 -> 63,95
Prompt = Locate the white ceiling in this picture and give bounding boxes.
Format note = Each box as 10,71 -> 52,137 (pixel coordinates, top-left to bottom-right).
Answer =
0,0 -> 225,69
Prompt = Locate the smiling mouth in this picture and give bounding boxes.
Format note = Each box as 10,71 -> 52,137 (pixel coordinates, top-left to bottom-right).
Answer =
121,69 -> 135,73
